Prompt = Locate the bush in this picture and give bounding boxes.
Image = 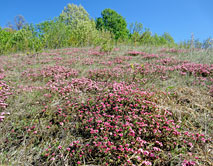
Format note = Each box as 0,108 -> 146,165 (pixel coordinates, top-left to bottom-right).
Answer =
69,20 -> 98,47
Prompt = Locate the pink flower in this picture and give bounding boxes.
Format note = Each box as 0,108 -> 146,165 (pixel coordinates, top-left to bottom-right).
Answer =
51,157 -> 55,161
77,161 -> 81,165
119,133 -> 123,137
58,145 -> 62,149
66,148 -> 70,151
142,161 -> 152,165
143,151 -> 149,156
150,153 -> 155,157
188,142 -> 193,147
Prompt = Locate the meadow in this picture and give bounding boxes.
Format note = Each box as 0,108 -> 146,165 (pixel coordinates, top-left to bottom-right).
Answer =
0,46 -> 212,165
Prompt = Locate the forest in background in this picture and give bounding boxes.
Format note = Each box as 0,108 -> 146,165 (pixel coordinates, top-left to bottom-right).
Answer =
0,3 -> 212,55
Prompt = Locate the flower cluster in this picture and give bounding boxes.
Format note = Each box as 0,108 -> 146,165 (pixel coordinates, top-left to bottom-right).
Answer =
0,47 -> 211,165
0,81 -> 12,109
127,51 -> 147,56
159,48 -> 189,54
22,65 -> 79,82
39,82 -> 208,165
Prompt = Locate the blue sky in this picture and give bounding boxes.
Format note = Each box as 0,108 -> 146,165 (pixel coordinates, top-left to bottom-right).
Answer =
0,0 -> 212,42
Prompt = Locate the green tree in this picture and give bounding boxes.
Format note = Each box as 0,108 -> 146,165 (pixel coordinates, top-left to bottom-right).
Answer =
37,18 -> 71,49
162,32 -> 175,45
139,28 -> 152,44
153,33 -> 161,45
59,3 -> 90,26
96,8 -> 129,40
0,28 -> 13,54
129,22 -> 143,35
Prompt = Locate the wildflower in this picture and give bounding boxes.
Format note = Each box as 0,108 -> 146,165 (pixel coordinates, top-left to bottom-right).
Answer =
51,157 -> 55,161
142,161 -> 152,165
119,133 -> 123,137
66,148 -> 71,151
143,151 -> 149,156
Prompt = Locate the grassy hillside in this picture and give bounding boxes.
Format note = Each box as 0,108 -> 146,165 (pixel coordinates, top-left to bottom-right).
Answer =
0,46 -> 212,165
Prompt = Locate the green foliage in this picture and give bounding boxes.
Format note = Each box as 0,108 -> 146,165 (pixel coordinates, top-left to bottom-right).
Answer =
129,22 -> 143,35
98,30 -> 114,53
139,28 -> 153,44
37,19 -> 71,49
59,3 -> 90,26
96,8 -> 129,40
0,28 -> 13,54
162,32 -> 175,45
68,20 -> 98,47
0,4 -> 181,55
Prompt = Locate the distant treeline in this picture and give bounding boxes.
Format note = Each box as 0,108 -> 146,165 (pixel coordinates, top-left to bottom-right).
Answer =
0,4 -> 212,54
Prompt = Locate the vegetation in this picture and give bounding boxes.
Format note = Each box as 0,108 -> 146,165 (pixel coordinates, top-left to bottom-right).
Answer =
0,3 -> 181,55
0,3 -> 212,55
0,45 -> 212,165
0,3 -> 212,166
96,8 -> 129,40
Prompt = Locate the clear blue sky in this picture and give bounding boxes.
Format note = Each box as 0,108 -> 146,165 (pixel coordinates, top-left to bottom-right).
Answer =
0,0 -> 212,42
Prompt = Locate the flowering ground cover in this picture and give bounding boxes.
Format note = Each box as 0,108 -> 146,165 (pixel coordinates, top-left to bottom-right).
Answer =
0,46 -> 212,165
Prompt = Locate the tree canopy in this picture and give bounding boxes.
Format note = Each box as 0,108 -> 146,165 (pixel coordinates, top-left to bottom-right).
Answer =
59,3 -> 90,26
96,8 -> 129,40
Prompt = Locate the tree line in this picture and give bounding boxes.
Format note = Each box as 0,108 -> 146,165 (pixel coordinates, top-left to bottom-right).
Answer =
0,4 -> 212,55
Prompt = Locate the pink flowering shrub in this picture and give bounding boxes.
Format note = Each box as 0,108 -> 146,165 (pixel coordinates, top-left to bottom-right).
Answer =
89,51 -> 105,56
159,48 -> 189,54
178,63 -> 213,77
156,58 -> 187,66
32,82 -> 208,165
0,77 -> 12,122
22,65 -> 79,82
142,54 -> 159,59
0,47 -> 212,165
0,68 -> 5,80
87,67 -> 130,82
127,51 -> 147,56
0,81 -> 12,110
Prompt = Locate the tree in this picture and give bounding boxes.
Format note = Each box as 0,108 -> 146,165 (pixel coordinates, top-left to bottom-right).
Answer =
139,28 -> 152,44
162,32 -> 175,45
129,22 -> 143,45
14,15 -> 26,30
96,8 -> 129,40
129,22 -> 143,35
59,3 -> 90,26
202,37 -> 212,49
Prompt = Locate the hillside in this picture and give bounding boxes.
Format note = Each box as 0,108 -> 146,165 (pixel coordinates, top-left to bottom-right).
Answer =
0,46 -> 212,165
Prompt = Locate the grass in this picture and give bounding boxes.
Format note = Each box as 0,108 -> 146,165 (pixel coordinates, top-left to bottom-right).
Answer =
0,46 -> 212,165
